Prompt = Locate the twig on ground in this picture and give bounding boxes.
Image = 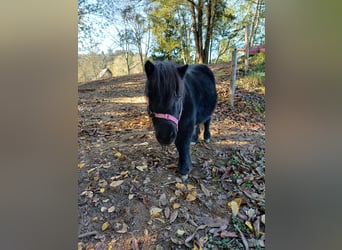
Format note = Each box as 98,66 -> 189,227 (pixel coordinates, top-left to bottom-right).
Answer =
78,231 -> 98,238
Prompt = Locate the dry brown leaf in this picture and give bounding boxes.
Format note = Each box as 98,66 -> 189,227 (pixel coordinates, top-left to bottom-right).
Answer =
80,190 -> 93,198
117,223 -> 128,233
261,214 -> 265,224
136,165 -> 147,171
113,148 -> 126,161
164,207 -> 170,219
159,193 -> 168,206
120,171 -> 129,177
176,229 -> 185,237
186,191 -> 197,201
108,206 -> 115,213
245,221 -> 253,231
166,163 -> 177,169
175,183 -> 186,190
200,183 -> 211,197
98,179 -> 108,188
101,222 -> 110,231
87,167 -> 97,174
172,203 -> 180,209
253,216 -> 260,236
220,231 -> 238,238
185,232 -> 196,243
169,210 -> 178,223
174,190 -> 182,197
110,180 -> 124,188
150,206 -> 162,217
236,226 -> 249,250
227,198 -> 242,216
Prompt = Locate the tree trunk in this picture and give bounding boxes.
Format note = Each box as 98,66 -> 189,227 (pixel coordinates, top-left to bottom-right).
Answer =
249,0 -> 261,46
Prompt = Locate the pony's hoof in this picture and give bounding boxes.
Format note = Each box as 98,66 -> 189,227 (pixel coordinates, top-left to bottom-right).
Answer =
181,174 -> 189,182
190,141 -> 197,145
204,138 -> 210,143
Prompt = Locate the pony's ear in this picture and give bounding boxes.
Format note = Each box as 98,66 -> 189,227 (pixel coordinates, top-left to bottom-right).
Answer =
144,60 -> 155,77
177,64 -> 188,79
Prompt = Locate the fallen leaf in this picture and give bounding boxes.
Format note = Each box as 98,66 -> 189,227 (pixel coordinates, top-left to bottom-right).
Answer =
100,207 -> 107,212
108,206 -> 115,213
99,188 -> 105,193
159,193 -> 168,206
80,190 -> 93,198
150,206 -> 162,217
128,194 -> 134,200
253,217 -> 260,236
246,208 -> 256,219
186,191 -> 197,201
117,223 -> 128,233
113,148 -> 126,160
187,184 -> 196,190
98,179 -> 108,188
101,222 -> 110,231
227,198 -> 242,216
155,218 -> 165,223
200,183 -> 211,197
136,165 -> 147,171
175,177 -> 182,183
110,180 -> 124,188
169,210 -> 178,223
261,214 -> 265,224
164,207 -> 170,218
166,163 -> 177,169
236,226 -> 249,250
245,221 -> 253,231
174,190 -> 182,197
131,238 -> 139,250
175,183 -> 186,190
169,196 -> 177,203
220,231 -> 238,238
87,167 -> 97,174
173,203 -> 180,209
78,163 -> 85,169
176,229 -> 186,237
102,163 -> 111,169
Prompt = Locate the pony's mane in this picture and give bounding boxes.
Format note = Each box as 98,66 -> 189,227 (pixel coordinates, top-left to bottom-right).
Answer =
146,61 -> 185,109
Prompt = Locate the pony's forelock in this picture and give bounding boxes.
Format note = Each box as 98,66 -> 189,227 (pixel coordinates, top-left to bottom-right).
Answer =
146,61 -> 185,109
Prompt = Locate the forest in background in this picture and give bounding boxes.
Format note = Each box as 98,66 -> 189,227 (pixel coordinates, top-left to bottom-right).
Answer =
78,0 -> 265,82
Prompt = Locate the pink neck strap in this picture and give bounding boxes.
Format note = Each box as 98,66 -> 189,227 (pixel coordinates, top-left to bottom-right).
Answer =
153,106 -> 183,129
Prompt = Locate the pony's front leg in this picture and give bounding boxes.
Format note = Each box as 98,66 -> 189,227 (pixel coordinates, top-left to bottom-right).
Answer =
175,127 -> 193,177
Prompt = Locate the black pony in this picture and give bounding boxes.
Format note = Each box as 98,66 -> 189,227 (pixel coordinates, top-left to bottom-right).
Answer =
144,60 -> 217,178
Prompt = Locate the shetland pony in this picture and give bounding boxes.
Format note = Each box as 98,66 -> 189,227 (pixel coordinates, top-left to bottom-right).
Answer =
144,60 -> 217,177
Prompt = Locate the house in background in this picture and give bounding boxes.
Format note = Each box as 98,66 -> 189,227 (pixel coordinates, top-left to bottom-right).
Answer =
97,68 -> 112,79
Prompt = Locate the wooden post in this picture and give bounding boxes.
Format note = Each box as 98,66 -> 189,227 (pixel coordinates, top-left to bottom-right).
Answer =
244,24 -> 250,74
230,47 -> 238,108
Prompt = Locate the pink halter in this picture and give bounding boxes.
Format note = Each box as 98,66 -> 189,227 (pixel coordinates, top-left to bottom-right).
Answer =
152,105 -> 183,129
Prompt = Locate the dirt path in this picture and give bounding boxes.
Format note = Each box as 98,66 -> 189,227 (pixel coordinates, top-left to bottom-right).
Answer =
78,64 -> 265,249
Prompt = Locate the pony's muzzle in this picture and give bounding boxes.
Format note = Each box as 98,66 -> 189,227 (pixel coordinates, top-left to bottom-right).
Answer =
154,122 -> 177,145
156,129 -> 177,145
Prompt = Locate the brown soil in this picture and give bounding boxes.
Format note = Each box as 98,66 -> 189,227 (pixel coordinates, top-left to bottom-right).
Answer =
78,63 -> 265,250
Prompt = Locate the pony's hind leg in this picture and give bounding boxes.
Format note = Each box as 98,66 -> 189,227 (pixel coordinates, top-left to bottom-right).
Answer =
191,125 -> 200,144
203,118 -> 212,143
